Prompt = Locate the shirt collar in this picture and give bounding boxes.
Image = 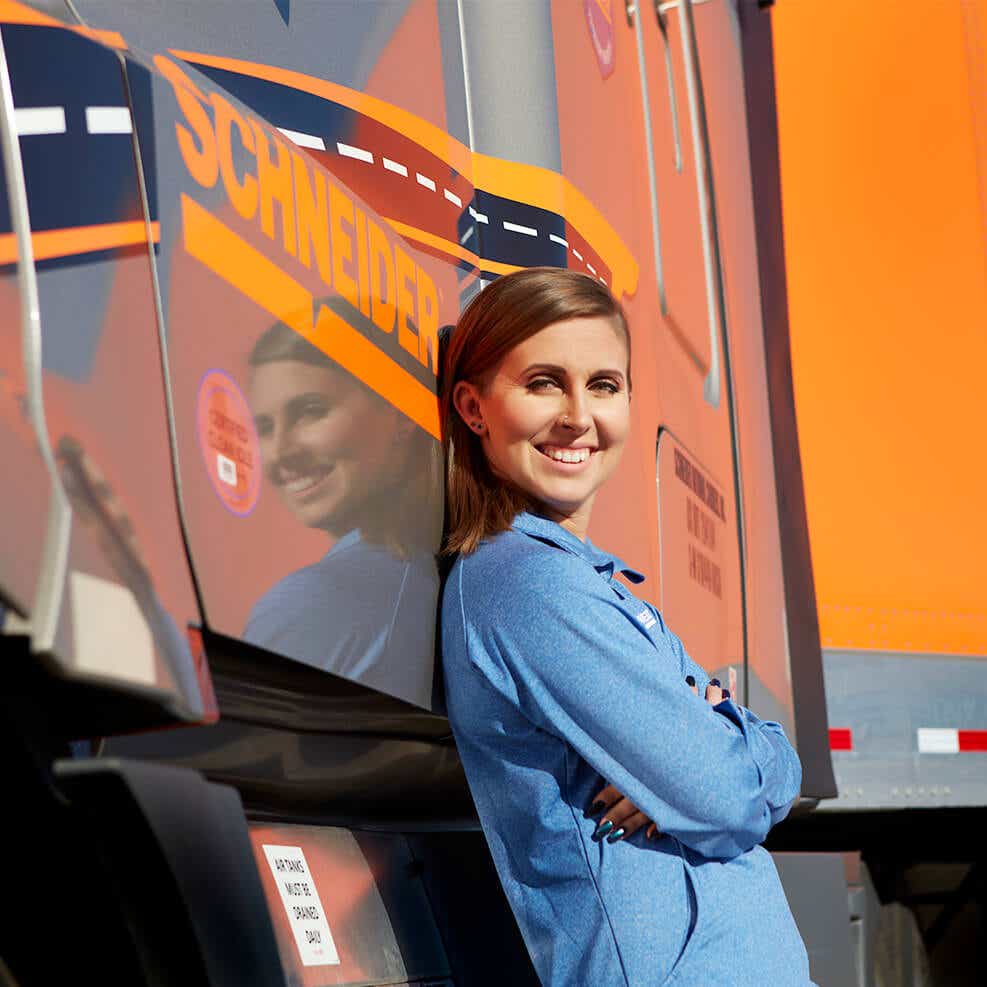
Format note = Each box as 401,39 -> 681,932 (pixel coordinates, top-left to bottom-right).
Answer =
326,528 -> 362,556
511,511 -> 645,584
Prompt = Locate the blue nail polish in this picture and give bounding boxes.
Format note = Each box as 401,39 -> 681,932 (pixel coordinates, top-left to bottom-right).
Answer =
606,827 -> 626,844
685,675 -> 695,687
594,820 -> 614,840
710,678 -> 721,687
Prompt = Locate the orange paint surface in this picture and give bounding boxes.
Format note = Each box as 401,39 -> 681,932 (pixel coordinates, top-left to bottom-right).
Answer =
0,0 -> 60,26
773,2 -> 987,655
362,0 -> 448,134
0,221 -> 159,265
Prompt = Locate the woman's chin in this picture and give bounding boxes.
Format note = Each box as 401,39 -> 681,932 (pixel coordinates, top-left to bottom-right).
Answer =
529,486 -> 596,520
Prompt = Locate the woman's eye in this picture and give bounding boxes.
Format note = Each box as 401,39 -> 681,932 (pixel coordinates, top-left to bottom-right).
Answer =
527,377 -> 560,392
299,400 -> 330,420
591,379 -> 620,395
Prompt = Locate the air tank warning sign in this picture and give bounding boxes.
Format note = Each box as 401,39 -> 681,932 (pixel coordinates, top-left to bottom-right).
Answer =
262,844 -> 340,967
674,448 -> 725,599
657,434 -> 737,668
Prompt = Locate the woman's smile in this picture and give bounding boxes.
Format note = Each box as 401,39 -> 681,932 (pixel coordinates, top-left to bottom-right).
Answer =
279,465 -> 336,500
535,444 -> 596,465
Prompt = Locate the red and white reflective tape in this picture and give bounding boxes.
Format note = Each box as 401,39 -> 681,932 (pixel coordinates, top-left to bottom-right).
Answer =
917,728 -> 987,753
829,727 -> 987,753
829,727 -> 853,751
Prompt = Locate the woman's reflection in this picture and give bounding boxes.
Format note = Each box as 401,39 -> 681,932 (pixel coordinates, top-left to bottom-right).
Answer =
243,320 -> 441,709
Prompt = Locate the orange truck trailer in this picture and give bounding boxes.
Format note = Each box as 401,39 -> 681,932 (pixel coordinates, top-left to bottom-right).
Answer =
0,2 -> 981,985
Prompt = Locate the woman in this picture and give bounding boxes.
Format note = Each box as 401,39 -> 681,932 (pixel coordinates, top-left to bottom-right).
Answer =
244,317 -> 442,709
440,268 -> 812,985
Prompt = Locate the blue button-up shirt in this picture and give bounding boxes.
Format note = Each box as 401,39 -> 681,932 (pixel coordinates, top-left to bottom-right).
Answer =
442,512 -> 813,986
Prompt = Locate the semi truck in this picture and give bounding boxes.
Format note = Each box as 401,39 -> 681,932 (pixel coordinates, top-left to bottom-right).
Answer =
0,1 -> 982,985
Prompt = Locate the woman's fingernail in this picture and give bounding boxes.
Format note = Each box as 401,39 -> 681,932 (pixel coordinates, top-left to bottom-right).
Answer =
606,827 -> 626,844
586,800 -> 606,817
593,820 -> 614,840
722,689 -> 731,699
685,675 -> 696,687
710,678 -> 721,687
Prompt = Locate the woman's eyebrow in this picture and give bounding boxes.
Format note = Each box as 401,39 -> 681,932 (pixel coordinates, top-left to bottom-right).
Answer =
521,363 -> 626,380
282,391 -> 332,413
521,363 -> 567,376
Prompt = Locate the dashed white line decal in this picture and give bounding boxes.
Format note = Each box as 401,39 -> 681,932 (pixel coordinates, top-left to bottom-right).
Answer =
599,277 -> 607,285
337,141 -> 373,163
572,248 -> 584,261
469,206 -> 489,224
14,106 -> 66,136
444,188 -> 463,208
85,106 -> 132,134
383,157 -> 408,176
918,728 -> 959,754
460,226 -> 475,244
416,172 -> 436,191
279,127 -> 326,150
504,220 -> 538,237
549,234 -> 569,248
587,263 -> 597,275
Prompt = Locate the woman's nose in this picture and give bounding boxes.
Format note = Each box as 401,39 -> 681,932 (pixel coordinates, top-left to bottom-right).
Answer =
273,422 -> 302,462
559,392 -> 591,432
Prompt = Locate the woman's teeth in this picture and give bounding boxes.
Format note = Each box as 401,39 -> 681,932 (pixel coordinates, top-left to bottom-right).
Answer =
284,474 -> 323,493
540,446 -> 591,464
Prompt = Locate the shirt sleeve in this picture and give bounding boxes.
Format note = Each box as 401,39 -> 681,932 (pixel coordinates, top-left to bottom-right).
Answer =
658,609 -> 801,829
458,550 -> 802,859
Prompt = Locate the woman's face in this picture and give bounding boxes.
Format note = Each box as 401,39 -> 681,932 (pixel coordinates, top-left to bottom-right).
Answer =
455,316 -> 631,536
249,359 -> 407,533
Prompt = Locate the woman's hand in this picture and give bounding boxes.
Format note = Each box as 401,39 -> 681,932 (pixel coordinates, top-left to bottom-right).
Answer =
588,783 -> 662,842
685,673 -> 731,704
589,674 -> 732,843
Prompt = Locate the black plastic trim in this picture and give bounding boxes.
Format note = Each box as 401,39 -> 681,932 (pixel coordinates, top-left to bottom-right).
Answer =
737,0 -> 837,800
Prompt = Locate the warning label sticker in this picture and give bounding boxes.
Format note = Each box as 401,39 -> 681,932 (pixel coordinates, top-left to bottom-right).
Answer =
262,844 -> 340,967
195,368 -> 261,516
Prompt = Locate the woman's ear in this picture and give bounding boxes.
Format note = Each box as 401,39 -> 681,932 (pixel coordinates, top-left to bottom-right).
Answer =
452,380 -> 483,431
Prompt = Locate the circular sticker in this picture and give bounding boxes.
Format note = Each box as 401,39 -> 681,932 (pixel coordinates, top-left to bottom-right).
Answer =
584,0 -> 615,79
196,368 -> 261,516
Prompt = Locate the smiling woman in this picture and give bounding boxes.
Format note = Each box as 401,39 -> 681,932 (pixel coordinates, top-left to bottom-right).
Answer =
442,268 -> 632,554
439,268 -> 812,986
241,318 -> 442,708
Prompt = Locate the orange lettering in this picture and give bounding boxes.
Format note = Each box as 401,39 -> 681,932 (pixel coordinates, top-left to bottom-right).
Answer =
368,220 -> 395,334
250,122 -> 296,256
416,265 -> 439,373
212,94 -> 257,220
292,152 -> 331,287
329,183 -> 358,310
154,55 -> 217,189
395,246 -> 418,360
355,207 -> 371,319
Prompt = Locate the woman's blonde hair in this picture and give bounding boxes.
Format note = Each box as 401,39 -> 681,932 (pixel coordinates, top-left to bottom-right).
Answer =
441,267 -> 630,556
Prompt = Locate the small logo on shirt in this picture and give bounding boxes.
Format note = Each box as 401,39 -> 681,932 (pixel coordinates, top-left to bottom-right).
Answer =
635,607 -> 657,630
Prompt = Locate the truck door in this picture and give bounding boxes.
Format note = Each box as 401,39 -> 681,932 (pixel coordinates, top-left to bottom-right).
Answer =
631,0 -> 801,739
543,1 -> 747,699
0,8 -> 212,729
77,0 -> 464,713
